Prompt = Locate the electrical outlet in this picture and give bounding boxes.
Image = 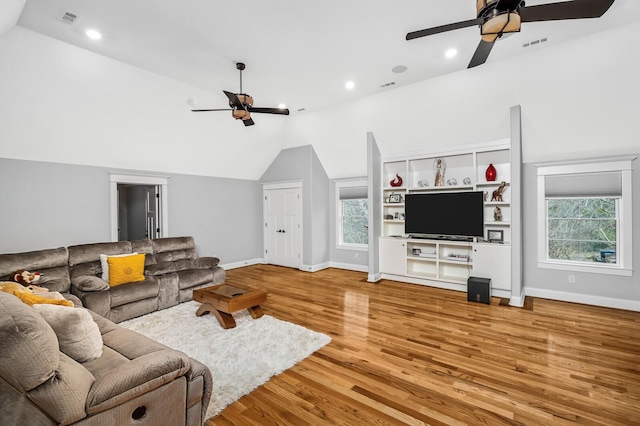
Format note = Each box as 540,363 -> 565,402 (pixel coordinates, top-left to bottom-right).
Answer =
568,274 -> 576,284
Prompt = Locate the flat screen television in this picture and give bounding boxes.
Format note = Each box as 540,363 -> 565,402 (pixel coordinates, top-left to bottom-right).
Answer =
404,191 -> 484,239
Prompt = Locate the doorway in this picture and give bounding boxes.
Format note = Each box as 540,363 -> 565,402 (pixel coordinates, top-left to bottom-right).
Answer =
117,184 -> 160,241
109,173 -> 169,242
263,184 -> 302,269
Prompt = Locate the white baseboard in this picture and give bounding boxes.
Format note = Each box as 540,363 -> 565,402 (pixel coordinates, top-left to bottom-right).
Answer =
301,262 -> 331,272
525,287 -> 640,312
509,289 -> 525,307
368,272 -> 382,282
328,261 -> 368,273
220,258 -> 264,270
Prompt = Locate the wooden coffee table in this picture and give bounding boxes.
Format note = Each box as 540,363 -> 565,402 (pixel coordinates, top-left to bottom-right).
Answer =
193,284 -> 268,329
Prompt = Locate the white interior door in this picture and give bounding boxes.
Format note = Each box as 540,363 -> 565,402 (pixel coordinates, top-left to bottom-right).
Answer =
264,187 -> 302,269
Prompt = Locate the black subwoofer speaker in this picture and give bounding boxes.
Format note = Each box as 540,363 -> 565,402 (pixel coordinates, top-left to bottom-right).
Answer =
467,276 -> 491,304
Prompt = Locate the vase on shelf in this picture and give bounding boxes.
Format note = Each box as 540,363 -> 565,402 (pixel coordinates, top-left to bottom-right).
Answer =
485,163 -> 497,182
389,173 -> 403,187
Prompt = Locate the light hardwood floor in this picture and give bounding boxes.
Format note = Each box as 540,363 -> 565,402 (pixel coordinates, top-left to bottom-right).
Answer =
205,265 -> 640,425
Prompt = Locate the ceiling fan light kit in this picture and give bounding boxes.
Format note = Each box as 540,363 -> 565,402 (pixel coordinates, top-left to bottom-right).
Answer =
481,12 -> 521,42
407,0 -> 616,68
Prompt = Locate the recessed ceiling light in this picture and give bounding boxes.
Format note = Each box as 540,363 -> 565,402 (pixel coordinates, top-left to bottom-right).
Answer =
445,48 -> 458,58
345,81 -> 355,90
85,29 -> 102,40
392,65 -> 408,74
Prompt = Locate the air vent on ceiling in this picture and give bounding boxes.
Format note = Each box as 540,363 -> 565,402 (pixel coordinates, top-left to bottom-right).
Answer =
380,82 -> 396,88
523,37 -> 548,48
58,11 -> 79,26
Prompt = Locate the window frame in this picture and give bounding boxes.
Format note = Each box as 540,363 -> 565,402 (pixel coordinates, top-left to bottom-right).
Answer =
335,179 -> 368,251
536,157 -> 634,276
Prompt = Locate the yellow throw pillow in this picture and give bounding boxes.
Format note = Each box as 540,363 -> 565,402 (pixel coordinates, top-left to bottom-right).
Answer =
13,290 -> 74,307
107,253 -> 145,286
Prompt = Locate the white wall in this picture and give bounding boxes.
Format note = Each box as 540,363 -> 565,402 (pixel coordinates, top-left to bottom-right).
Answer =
0,26 -> 287,181
284,21 -> 640,177
282,21 -> 640,309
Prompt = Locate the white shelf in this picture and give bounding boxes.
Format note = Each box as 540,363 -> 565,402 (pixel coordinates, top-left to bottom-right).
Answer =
380,141 -> 514,295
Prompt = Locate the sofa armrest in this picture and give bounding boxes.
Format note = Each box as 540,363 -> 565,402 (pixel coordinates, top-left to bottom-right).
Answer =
77,290 -> 111,318
27,353 -> 96,425
86,350 -> 191,414
191,256 -> 220,269
73,276 -> 109,292
145,261 -> 176,276
185,357 -> 213,423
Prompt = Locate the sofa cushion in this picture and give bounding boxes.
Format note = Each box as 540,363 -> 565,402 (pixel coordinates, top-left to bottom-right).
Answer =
33,304 -> 103,363
106,253 -> 146,286
176,269 -> 214,290
130,239 -> 157,266
0,292 -> 59,392
68,241 -> 133,267
0,247 -> 71,293
152,236 -> 197,263
109,279 -> 159,308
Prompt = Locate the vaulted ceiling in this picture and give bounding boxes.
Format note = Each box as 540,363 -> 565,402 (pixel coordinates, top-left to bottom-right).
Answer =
17,0 -> 640,115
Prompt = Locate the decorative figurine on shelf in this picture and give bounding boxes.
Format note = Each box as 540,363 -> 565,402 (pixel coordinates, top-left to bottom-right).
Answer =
463,177 -> 471,185
483,191 -> 488,202
418,179 -> 429,187
446,178 -> 457,186
494,206 -> 503,222
485,163 -> 497,182
491,181 -> 507,201
434,158 -> 445,187
389,173 -> 403,187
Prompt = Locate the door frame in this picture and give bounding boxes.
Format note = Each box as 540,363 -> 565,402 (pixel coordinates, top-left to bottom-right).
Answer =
263,181 -> 303,269
109,172 -> 169,242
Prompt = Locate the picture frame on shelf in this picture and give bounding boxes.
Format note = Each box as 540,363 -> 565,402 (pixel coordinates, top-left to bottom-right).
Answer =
487,229 -> 504,244
387,193 -> 403,203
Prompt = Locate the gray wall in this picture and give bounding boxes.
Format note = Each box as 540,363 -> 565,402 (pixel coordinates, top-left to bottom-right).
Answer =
260,145 -> 330,269
0,157 -> 263,264
521,158 -> 640,308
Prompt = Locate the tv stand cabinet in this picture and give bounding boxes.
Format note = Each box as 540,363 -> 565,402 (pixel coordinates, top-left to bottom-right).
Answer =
379,140 -> 516,298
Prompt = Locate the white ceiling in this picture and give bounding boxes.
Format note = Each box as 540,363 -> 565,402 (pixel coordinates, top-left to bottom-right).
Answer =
16,0 -> 640,114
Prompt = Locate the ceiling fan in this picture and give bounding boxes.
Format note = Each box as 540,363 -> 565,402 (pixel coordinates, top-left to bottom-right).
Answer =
191,62 -> 289,126
406,0 -> 615,68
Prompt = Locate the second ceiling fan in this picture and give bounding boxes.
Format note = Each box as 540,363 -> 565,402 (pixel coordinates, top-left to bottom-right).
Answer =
406,0 -> 615,68
192,62 -> 289,127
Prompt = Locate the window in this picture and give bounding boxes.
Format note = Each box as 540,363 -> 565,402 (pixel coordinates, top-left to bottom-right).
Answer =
336,180 -> 368,250
537,157 -> 634,276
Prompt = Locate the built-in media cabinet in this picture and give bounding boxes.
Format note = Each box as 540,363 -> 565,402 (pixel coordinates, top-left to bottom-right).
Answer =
379,140 -> 515,297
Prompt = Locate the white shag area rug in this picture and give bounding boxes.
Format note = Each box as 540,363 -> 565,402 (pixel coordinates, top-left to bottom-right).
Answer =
119,301 -> 331,418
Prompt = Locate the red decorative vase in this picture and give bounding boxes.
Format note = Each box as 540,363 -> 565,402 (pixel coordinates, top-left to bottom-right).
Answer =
389,173 -> 403,187
485,163 -> 497,182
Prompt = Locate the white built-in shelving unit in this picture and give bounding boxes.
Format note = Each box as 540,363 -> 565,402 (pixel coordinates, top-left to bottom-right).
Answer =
379,140 -> 516,297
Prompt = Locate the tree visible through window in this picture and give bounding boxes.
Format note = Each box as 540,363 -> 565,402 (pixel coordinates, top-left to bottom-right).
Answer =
547,198 -> 617,264
341,199 -> 368,245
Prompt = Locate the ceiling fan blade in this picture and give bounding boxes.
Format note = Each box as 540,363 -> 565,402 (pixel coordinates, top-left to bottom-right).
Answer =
406,18 -> 482,40
468,40 -> 495,68
223,90 -> 245,109
191,109 -> 231,112
249,107 -> 290,115
520,0 -> 614,23
242,117 -> 255,126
